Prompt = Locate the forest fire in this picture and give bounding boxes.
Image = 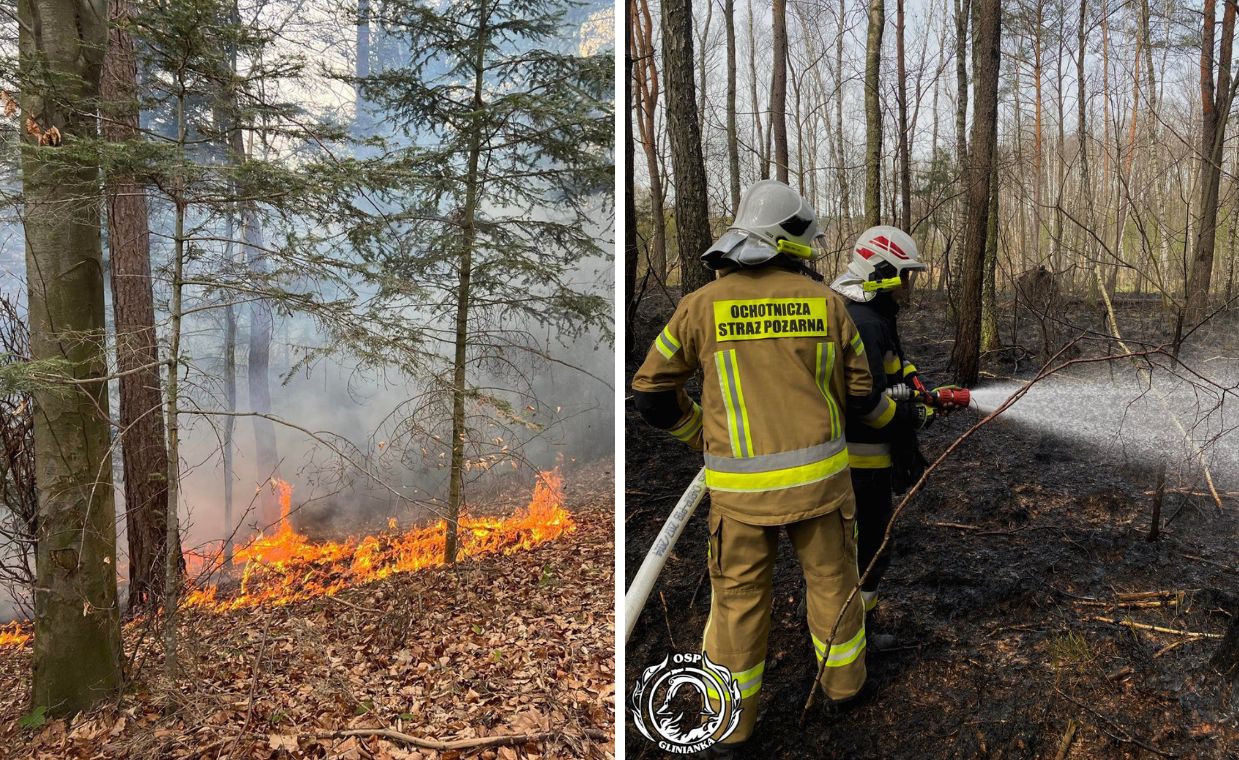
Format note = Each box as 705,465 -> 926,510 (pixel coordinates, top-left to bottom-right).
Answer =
182,469 -> 574,613
0,623 -> 29,648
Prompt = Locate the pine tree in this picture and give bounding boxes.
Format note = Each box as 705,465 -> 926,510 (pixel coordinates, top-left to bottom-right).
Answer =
352,0 -> 612,563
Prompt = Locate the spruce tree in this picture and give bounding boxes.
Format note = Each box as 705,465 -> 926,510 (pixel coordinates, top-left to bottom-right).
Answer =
352,0 -> 612,562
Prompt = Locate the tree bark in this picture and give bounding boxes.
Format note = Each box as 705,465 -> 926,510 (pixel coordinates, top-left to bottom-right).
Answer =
1186,0 -> 1237,326
625,0 -> 638,357
748,0 -> 767,180
896,0 -> 910,230
980,164 -> 999,351
771,0 -> 789,182
663,0 -> 714,294
950,0 -> 1000,386
101,0 -> 172,615
864,0 -> 885,226
725,0 -> 740,213
632,0 -> 667,279
21,0 -> 124,713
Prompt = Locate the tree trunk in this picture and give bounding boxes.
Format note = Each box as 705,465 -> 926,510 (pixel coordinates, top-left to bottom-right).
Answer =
663,0 -> 714,294
445,0 -> 490,564
355,0 -> 370,132
625,2 -> 638,356
771,0 -> 789,183
836,0 -> 851,222
632,0 -> 667,279
747,0 -> 767,180
864,0 -> 885,227
102,0 -> 171,615
980,164 -> 999,351
1186,0 -> 1238,326
21,0 -> 124,714
950,0 -> 1000,386
896,0 -> 910,230
725,0 -> 740,213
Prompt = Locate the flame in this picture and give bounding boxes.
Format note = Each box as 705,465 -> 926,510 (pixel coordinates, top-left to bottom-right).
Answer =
183,469 -> 574,613
0,622 -> 29,648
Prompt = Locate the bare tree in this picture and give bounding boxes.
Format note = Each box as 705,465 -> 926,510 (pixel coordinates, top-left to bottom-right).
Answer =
663,0 -> 714,293
864,0 -> 885,226
1186,0 -> 1238,326
950,0 -> 1001,385
101,0 -> 173,614
771,0 -> 789,182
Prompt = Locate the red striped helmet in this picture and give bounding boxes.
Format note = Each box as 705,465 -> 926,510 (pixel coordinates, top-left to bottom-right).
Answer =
848,226 -> 925,291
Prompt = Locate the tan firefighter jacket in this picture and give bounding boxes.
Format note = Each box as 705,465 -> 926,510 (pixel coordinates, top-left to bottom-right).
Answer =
632,266 -> 877,525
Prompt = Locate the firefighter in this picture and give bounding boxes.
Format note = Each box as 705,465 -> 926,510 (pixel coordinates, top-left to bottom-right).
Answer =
829,225 -> 936,620
631,180 -> 886,753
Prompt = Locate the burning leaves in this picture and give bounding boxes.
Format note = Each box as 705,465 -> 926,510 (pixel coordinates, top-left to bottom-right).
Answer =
0,623 -> 28,649
0,462 -> 614,758
184,470 -> 575,613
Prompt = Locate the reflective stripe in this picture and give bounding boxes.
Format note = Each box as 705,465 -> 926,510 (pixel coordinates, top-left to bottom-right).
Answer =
861,395 -> 896,428
715,349 -> 753,458
849,442 -> 892,469
848,452 -> 893,469
814,342 -> 841,440
669,403 -> 703,442
863,593 -> 878,613
705,441 -> 849,492
705,439 -> 846,473
706,660 -> 764,700
849,332 -> 865,355
813,624 -> 867,667
655,326 -> 681,359
883,353 -> 902,375
902,362 -> 917,378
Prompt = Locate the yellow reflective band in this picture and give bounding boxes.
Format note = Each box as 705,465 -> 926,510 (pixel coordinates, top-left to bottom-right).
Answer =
862,276 -> 902,292
883,354 -> 902,375
864,594 -> 879,613
848,452 -> 893,469
862,396 -> 896,429
655,326 -> 681,359
849,332 -> 865,355
715,350 -> 754,458
669,403 -> 703,442
902,362 -> 918,377
705,446 -> 849,492
813,625 -> 867,667
776,238 -> 813,258
713,297 -> 829,342
706,660 -> 765,701
815,342 -> 841,440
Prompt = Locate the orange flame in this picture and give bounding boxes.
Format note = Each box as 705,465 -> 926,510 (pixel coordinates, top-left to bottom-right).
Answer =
183,470 -> 574,613
0,622 -> 29,648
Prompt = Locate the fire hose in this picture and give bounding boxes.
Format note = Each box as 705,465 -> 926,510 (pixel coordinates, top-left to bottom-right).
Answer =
624,386 -> 972,643
624,467 -> 707,643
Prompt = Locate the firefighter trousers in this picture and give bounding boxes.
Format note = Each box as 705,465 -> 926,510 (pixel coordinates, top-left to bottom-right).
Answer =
852,466 -> 894,595
702,507 -> 867,745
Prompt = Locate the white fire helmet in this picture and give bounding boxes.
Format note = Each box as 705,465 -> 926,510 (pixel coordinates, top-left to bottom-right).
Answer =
702,180 -> 819,269
848,225 -> 925,292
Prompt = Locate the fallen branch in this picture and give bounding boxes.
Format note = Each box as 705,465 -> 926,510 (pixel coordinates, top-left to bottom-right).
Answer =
1089,616 -> 1222,639
1053,719 -> 1078,760
312,727 -> 608,751
1054,687 -> 1178,757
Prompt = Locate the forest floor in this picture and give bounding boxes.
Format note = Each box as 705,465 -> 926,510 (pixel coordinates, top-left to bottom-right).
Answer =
0,460 -> 615,760
625,285 -> 1239,759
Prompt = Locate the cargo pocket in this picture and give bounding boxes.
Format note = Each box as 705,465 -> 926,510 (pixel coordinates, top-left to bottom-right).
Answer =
708,509 -> 724,576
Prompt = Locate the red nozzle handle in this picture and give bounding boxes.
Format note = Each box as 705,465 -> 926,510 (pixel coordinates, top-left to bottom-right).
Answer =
933,387 -> 970,408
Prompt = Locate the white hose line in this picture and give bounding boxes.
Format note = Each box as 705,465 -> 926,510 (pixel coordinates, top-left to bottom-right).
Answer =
624,467 -> 708,643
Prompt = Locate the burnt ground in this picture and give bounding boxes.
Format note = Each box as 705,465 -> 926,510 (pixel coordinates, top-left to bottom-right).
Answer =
624,288 -> 1239,759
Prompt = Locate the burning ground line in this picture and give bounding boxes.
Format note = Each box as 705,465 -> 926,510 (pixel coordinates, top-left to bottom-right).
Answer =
183,469 -> 574,613
0,469 -> 574,647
